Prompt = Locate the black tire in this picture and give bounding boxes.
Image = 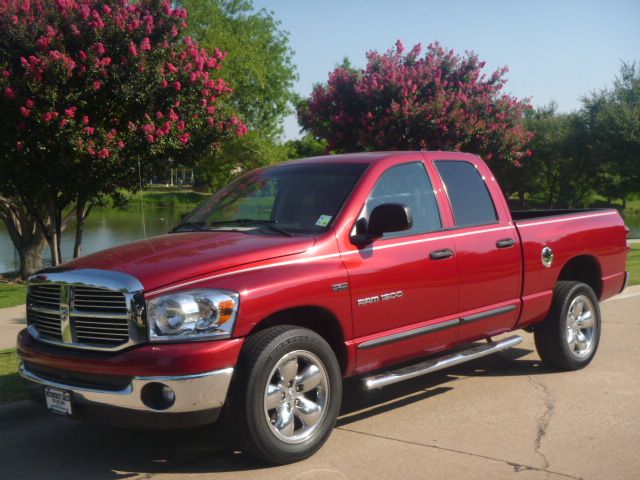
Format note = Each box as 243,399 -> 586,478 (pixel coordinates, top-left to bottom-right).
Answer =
534,281 -> 601,370
227,326 -> 342,464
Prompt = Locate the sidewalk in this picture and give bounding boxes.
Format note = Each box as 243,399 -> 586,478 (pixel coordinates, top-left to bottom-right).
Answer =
0,304 -> 25,350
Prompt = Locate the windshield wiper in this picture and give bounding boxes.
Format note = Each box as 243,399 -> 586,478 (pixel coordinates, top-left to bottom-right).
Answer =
171,221 -> 205,233
207,219 -> 294,237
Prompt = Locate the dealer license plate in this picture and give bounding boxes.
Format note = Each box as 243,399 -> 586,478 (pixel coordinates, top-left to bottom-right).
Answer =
44,387 -> 72,415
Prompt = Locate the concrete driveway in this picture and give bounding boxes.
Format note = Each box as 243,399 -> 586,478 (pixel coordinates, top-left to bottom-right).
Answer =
1,287 -> 639,480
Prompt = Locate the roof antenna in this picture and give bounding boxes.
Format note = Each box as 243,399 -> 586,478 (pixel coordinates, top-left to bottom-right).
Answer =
138,158 -> 148,239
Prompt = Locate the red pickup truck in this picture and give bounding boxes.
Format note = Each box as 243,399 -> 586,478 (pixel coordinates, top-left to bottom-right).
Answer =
18,151 -> 629,464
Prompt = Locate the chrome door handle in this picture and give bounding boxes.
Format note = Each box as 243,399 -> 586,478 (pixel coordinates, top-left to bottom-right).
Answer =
429,248 -> 454,260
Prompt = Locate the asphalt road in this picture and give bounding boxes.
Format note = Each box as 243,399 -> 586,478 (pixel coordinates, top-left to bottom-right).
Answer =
1,287 -> 639,480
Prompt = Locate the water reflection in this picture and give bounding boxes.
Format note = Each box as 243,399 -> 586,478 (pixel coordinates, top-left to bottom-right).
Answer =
0,206 -> 192,273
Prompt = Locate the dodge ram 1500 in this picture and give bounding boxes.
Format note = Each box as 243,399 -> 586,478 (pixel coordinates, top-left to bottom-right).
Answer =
17,151 -> 630,464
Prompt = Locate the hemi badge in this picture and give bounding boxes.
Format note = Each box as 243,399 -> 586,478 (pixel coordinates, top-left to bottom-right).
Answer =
332,283 -> 348,292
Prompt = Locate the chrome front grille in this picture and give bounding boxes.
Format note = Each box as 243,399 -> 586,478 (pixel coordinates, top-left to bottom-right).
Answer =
27,269 -> 146,351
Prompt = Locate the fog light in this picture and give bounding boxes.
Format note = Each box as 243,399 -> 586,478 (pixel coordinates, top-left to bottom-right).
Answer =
161,385 -> 176,404
141,382 -> 176,410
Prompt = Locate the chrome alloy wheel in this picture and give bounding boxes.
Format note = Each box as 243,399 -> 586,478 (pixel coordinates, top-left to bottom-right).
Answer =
565,294 -> 597,358
263,350 -> 329,444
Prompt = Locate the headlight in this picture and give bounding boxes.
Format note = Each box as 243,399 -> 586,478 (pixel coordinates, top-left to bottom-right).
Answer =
147,289 -> 239,341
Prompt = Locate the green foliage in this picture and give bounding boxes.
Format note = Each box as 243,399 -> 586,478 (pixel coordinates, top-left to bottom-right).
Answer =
194,129 -> 292,190
0,349 -> 27,404
182,0 -> 297,136
285,133 -> 328,159
181,0 -> 298,189
0,283 -> 26,308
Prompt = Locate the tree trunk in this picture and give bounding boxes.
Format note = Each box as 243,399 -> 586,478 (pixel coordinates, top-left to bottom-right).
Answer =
73,200 -> 91,258
622,197 -> 627,210
18,240 -> 46,278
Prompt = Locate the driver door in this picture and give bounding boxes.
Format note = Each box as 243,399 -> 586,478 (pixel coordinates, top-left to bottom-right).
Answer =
341,161 -> 459,373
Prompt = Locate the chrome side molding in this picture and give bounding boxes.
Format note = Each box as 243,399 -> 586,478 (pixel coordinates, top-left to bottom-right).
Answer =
363,335 -> 523,390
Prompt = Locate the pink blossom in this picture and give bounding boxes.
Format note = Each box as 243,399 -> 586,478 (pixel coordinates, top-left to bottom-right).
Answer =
107,129 -> 117,140
4,87 -> 16,99
156,111 -> 163,120
1,69 -> 9,78
161,79 -> 168,88
177,120 -> 186,131
64,107 -> 77,118
146,134 -> 154,143
178,133 -> 190,144
97,148 -> 110,159
82,115 -> 90,125
167,63 -> 178,73
172,81 -> 181,91
25,99 -> 35,108
78,50 -> 87,61
84,126 -> 95,135
168,109 -> 179,122
20,107 -> 31,118
140,37 -> 151,51
93,80 -> 101,90
36,36 -> 50,51
129,42 -> 138,57
207,106 -> 216,114
59,118 -> 68,128
117,140 -> 125,149
42,112 -> 54,122
93,42 -> 106,56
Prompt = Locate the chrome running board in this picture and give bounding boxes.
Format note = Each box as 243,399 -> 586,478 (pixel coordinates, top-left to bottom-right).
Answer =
363,335 -> 523,390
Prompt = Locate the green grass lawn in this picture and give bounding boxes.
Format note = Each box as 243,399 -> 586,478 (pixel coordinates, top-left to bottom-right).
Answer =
628,244 -> 640,286
0,283 -> 27,309
0,349 -> 27,404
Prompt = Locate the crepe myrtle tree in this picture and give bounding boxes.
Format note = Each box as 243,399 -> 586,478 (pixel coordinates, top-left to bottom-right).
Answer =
298,41 -> 532,189
0,0 -> 247,276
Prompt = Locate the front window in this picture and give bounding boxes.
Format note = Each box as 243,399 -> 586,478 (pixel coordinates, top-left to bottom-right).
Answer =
176,163 -> 368,235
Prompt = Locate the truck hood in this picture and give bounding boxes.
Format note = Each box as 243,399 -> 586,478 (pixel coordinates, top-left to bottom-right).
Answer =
62,231 -> 315,292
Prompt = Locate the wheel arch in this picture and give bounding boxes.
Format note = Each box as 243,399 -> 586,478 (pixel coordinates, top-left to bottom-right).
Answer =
557,255 -> 602,299
250,306 -> 348,375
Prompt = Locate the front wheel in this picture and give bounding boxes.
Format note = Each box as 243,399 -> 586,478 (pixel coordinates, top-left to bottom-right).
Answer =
227,326 -> 342,464
534,281 -> 601,370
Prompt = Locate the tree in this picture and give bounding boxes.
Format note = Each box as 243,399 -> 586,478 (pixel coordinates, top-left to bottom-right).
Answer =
0,0 -> 246,277
182,0 -> 297,183
521,104 -> 599,208
582,62 -> 640,207
298,41 -> 532,175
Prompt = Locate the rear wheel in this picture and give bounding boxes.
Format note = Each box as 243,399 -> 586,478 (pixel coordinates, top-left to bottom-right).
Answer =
227,326 -> 342,464
534,281 -> 601,370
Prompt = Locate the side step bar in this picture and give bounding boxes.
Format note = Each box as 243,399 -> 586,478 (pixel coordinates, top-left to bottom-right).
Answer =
363,335 -> 523,390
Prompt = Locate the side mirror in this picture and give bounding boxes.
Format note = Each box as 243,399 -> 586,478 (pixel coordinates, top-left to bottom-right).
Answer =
351,203 -> 413,245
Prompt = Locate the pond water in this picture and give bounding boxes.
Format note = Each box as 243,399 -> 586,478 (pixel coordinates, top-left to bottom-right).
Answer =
1,208 -> 639,274
0,205 -> 193,274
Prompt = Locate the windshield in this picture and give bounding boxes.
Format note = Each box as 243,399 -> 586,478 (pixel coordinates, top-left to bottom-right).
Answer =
177,163 -> 368,235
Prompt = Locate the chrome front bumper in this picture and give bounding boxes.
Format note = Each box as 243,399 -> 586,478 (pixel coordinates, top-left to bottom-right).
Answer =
20,362 -> 233,414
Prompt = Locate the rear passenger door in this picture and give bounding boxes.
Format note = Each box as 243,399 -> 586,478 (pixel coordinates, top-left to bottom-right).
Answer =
434,160 -> 521,342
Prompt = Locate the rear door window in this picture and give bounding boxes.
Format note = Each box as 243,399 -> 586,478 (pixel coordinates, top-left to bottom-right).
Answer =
434,160 -> 497,227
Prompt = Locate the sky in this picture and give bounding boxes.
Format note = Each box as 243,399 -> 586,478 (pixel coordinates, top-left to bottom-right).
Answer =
251,0 -> 640,140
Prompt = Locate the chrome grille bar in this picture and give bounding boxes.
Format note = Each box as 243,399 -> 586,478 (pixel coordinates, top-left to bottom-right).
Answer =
27,269 -> 146,352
